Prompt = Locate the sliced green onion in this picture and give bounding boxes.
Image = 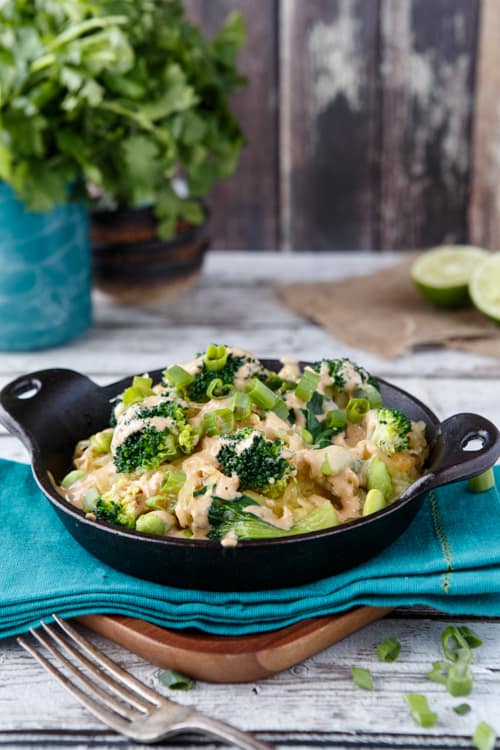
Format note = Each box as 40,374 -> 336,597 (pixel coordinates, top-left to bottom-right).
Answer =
82,487 -> 100,512
295,369 -> 320,402
201,411 -> 218,436
157,668 -> 193,690
428,660 -> 449,686
161,469 -> 186,496
446,654 -> 473,697
441,625 -> 481,662
145,495 -> 168,510
355,384 -> 383,408
89,430 -> 112,454
164,365 -> 194,389
206,378 -> 234,399
61,469 -> 86,488
457,626 -> 483,649
201,409 -> 234,436
473,721 -> 496,750
468,469 -> 495,493
362,488 -> 386,516
376,637 -> 401,662
346,397 -> 370,423
122,387 -> 145,406
272,398 -> 289,421
405,694 -> 437,728
133,374 -> 152,390
367,456 -> 393,500
265,372 -> 296,392
301,428 -> 314,445
232,391 -> 251,420
453,703 -> 471,715
123,374 -> 154,406
325,409 -> 347,431
321,455 -> 333,476
246,378 -> 277,410
205,344 -> 228,372
351,666 -> 373,690
215,408 -> 235,434
264,371 -> 284,391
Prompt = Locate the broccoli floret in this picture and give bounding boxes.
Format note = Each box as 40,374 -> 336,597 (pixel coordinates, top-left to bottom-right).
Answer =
370,408 -> 411,454
172,345 -> 265,403
136,400 -> 185,425
95,495 -> 139,529
313,358 -> 379,392
186,353 -> 243,402
113,399 -> 198,473
208,495 -> 337,540
216,428 -> 293,498
178,424 -> 198,454
114,426 -> 177,473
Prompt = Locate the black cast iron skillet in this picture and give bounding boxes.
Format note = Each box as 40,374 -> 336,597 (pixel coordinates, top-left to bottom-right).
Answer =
1,362 -> 499,591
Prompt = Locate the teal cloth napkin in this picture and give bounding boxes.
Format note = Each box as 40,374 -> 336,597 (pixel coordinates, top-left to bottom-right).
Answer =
2,458 -> 500,639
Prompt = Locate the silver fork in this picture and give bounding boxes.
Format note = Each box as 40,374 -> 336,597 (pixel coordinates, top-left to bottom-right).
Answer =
17,614 -> 271,749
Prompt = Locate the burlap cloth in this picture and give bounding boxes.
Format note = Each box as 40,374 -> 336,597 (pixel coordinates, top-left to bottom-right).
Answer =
277,254 -> 500,359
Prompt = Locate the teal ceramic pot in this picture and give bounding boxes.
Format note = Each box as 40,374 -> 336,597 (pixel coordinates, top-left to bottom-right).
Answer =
0,183 -> 92,351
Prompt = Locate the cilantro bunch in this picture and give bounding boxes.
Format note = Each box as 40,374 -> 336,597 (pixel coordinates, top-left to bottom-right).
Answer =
0,0 -> 246,238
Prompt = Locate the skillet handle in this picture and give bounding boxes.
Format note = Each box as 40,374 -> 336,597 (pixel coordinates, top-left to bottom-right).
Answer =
429,412 -> 500,488
0,369 -> 106,457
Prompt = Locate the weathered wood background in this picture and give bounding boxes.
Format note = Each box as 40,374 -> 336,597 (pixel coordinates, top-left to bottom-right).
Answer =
186,0 -> 500,252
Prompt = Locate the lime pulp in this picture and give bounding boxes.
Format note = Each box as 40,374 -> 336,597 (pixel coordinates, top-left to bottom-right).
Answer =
469,252 -> 500,324
411,245 -> 488,308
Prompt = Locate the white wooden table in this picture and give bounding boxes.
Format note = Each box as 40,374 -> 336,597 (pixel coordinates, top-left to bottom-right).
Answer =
1,252 -> 499,750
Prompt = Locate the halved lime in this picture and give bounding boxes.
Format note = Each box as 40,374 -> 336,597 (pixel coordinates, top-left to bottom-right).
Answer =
469,252 -> 500,324
411,246 -> 488,308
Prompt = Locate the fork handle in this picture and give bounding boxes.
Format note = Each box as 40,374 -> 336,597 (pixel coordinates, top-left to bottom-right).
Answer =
175,712 -> 273,750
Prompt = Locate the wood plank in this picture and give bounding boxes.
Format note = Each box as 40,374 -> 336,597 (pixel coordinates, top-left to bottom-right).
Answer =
469,0 -> 500,249
184,0 -> 279,250
0,321 -> 498,379
2,617 -> 500,738
0,253 -> 499,380
280,0 -> 380,250
379,0 -> 479,250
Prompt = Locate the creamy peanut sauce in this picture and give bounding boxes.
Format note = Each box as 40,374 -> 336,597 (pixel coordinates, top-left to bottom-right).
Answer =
244,504 -> 295,530
110,395 -> 176,454
189,397 -> 233,430
59,350 -> 429,545
278,357 -> 300,381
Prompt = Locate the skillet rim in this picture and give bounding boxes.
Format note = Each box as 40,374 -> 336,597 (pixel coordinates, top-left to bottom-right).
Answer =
31,361 -> 442,549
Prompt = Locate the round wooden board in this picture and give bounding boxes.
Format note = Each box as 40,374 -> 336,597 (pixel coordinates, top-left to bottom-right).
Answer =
78,606 -> 392,683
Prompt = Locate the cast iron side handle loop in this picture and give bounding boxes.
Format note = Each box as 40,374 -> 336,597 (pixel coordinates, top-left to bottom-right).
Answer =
429,412 -> 500,488
0,369 -> 102,456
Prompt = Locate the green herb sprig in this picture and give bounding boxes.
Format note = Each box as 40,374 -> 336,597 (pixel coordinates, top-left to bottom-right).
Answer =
0,1 -> 246,238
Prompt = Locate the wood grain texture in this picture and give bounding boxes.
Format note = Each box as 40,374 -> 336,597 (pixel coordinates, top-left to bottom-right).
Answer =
469,0 -> 500,250
379,0 -> 479,250
178,3 -> 482,252
185,0 -> 279,250
3,617 -> 500,745
280,0 -> 380,251
0,252 -> 498,380
78,608 -> 392,683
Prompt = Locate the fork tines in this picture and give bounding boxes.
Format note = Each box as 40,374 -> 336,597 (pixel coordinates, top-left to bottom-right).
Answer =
18,614 -> 272,749
17,614 -> 159,728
